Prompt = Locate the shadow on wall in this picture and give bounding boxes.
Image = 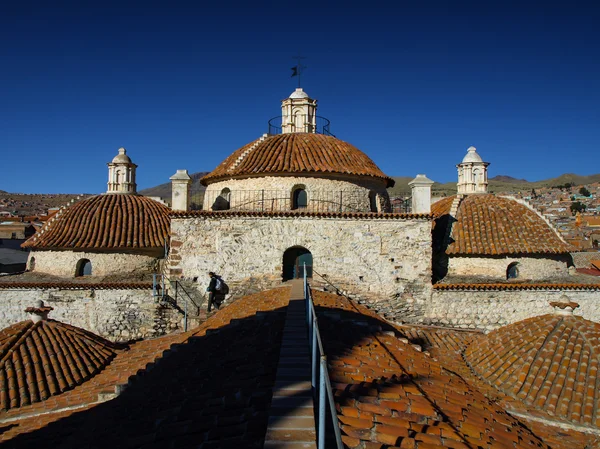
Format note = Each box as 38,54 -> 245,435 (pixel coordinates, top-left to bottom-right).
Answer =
0,299 -> 453,449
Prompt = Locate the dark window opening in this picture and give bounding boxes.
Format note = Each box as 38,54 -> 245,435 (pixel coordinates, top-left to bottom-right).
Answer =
212,188 -> 231,210
369,191 -> 378,212
292,188 -> 307,210
76,259 -> 92,277
507,262 -> 519,279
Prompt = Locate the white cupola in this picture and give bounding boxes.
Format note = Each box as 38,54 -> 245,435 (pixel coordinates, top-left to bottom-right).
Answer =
456,146 -> 489,195
281,88 -> 318,133
107,147 -> 137,194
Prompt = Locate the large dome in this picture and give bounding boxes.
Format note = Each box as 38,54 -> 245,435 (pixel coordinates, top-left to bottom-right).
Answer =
201,133 -> 394,187
22,194 -> 170,250
464,306 -> 600,427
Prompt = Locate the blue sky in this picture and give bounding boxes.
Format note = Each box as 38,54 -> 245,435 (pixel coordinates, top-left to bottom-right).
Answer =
1,1 -> 599,194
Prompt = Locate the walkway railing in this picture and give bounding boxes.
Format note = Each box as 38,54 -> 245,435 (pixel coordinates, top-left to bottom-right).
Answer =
153,274 -> 201,332
304,265 -> 343,449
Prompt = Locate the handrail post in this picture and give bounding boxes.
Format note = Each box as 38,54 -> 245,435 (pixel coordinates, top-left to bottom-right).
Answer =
312,316 -> 317,391
318,356 -> 327,449
152,274 -> 157,297
184,286 -> 188,332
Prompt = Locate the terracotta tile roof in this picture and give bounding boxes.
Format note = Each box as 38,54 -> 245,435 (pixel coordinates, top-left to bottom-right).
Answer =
22,194 -> 170,250
433,283 -> 600,291
577,268 -> 600,276
0,319 -> 120,411
170,209 -> 431,220
200,133 -> 395,187
0,282 -> 152,289
433,194 -> 572,255
0,287 -> 290,447
311,291 -> 554,449
464,312 -> 600,428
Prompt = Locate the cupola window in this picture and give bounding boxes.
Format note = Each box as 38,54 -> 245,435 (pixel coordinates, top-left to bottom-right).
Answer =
76,259 -> 92,277
506,262 -> 519,279
292,187 -> 307,210
369,191 -> 378,212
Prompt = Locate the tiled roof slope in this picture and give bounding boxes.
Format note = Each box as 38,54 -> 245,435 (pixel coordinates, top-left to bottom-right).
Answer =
311,291 -> 553,449
0,288 -> 290,448
465,313 -> 600,428
201,132 -> 395,187
22,194 -> 170,249
0,319 -> 119,411
433,194 -> 572,255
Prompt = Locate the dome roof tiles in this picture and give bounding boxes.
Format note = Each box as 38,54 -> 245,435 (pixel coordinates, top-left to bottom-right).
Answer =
432,194 -> 572,255
0,319 -> 119,411
22,194 -> 170,250
464,313 -> 600,427
201,133 -> 394,187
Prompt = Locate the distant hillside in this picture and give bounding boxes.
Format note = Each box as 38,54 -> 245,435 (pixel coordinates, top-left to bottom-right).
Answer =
139,172 -> 209,201
388,173 -> 600,197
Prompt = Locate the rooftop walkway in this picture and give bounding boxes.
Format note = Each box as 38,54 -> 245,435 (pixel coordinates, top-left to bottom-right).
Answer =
264,279 -> 317,448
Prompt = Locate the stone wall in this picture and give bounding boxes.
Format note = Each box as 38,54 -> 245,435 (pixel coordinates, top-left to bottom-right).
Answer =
424,288 -> 600,331
169,214 -> 432,305
204,175 -> 390,212
29,250 -> 160,277
0,287 -> 181,341
448,255 -> 570,281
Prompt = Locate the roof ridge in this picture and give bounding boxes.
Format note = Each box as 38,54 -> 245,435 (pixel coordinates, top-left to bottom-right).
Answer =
227,133 -> 269,172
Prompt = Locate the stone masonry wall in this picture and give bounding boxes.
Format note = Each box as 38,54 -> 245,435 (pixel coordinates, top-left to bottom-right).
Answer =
205,175 -> 390,212
448,255 -> 569,281
169,215 -> 432,312
424,288 -> 600,331
0,288 -> 181,341
30,250 -> 160,277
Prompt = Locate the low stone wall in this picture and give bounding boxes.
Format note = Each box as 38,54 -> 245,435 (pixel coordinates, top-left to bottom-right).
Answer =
0,287 -> 181,341
424,288 -> 600,331
170,214 -> 433,305
448,255 -> 570,281
29,250 -> 160,277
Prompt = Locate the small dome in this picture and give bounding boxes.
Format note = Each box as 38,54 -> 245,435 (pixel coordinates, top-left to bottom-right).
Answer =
431,194 -> 572,255
461,146 -> 483,163
0,318 -> 119,410
22,194 -> 170,250
201,133 -> 394,187
112,147 -> 132,164
289,88 -> 309,99
464,313 -> 600,427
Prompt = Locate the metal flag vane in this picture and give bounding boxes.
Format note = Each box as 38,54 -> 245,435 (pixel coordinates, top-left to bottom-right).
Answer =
291,54 -> 306,88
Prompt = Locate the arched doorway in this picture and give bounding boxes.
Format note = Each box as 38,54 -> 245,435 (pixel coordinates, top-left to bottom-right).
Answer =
282,246 -> 312,281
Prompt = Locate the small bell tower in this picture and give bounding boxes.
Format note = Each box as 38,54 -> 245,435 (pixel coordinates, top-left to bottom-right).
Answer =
107,147 -> 137,194
457,146 -> 489,194
281,88 -> 318,134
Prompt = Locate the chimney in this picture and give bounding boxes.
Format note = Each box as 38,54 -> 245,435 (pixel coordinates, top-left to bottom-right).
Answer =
549,295 -> 579,316
25,300 -> 54,323
170,170 -> 192,211
408,174 -> 435,214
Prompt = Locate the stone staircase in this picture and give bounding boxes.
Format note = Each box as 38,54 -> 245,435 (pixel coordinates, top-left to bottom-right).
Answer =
264,279 -> 317,448
228,133 -> 269,172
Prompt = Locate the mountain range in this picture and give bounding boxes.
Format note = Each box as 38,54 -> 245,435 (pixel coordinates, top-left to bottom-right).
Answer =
138,172 -> 600,200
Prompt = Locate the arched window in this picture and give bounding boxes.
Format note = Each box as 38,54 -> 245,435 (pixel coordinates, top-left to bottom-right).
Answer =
28,257 -> 35,271
76,259 -> 92,277
292,186 -> 308,210
211,188 -> 231,210
369,191 -> 378,212
506,262 -> 519,279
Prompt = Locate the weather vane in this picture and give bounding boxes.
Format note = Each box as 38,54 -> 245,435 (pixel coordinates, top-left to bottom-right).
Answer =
291,54 -> 306,88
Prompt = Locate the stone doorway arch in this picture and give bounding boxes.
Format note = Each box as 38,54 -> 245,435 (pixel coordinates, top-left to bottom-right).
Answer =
282,246 -> 312,281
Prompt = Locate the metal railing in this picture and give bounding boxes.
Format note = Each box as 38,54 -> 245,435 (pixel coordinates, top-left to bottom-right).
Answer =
304,265 -> 343,449
268,114 -> 333,136
153,274 -> 201,332
190,189 -> 400,214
